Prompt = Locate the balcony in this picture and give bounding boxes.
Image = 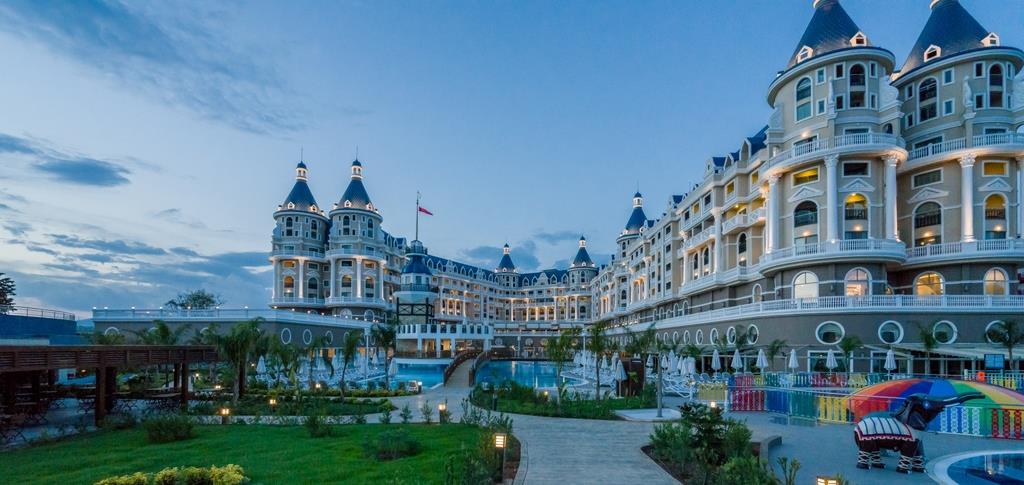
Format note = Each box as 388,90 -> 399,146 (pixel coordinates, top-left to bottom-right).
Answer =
904,239 -> 1024,266
760,239 -> 906,272
906,133 -> 1024,162
270,249 -> 325,259
844,208 -> 868,220
680,263 -> 762,295
326,296 -> 388,307
722,207 -> 766,235
764,133 -> 903,173
270,296 -> 325,306
685,226 -> 715,249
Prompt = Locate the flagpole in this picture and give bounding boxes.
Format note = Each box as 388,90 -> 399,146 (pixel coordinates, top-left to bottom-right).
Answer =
415,191 -> 420,241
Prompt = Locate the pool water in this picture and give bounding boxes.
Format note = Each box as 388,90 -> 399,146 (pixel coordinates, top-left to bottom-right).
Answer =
392,363 -> 447,389
938,452 -> 1024,484
474,360 -> 573,388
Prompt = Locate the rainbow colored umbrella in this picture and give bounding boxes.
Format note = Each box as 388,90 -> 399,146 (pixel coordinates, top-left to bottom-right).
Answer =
847,378 -> 1024,426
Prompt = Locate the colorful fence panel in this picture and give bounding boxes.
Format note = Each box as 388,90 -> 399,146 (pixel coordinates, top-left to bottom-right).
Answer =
817,394 -> 851,423
729,389 -> 765,412
934,406 -> 982,436
991,409 -> 1024,440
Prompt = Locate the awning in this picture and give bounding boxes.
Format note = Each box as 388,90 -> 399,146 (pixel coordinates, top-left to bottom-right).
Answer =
888,343 -> 1010,360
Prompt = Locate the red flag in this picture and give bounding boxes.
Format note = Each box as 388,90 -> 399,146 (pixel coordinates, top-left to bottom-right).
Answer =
418,206 -> 433,216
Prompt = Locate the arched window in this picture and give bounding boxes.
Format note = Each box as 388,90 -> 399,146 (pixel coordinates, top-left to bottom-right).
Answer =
984,195 -> 1007,240
737,233 -> 748,258
918,79 -> 937,121
307,278 -> 318,296
850,64 -> 865,86
364,277 -> 376,298
702,247 -> 711,274
914,272 -> 944,296
342,216 -> 351,235
984,268 -> 1008,296
989,64 -> 1004,108
913,202 -> 942,246
283,276 -> 294,296
794,201 -> 819,246
845,268 -> 871,296
884,123 -> 893,134
752,284 -> 762,303
849,64 -> 866,107
796,78 -> 812,121
793,271 -> 819,299
285,217 -> 294,237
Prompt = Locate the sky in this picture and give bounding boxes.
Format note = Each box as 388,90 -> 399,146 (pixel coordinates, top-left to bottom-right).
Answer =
0,0 -> 1021,317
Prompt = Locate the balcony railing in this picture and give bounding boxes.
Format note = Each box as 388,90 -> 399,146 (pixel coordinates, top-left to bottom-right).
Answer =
762,239 -> 905,265
685,226 -> 715,249
844,208 -> 867,220
907,133 -> 1024,161
766,133 -> 902,171
270,249 -> 325,258
906,239 -> 1024,260
985,208 -> 1006,220
913,212 -> 941,228
2,306 -> 76,321
326,296 -> 387,306
92,308 -> 378,326
611,295 -> 1024,329
270,297 -> 325,305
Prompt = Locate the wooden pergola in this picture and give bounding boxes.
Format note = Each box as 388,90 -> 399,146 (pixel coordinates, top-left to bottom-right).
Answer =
0,345 -> 219,425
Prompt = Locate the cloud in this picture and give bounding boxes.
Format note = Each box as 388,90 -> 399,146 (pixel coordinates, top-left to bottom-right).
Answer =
33,158 -> 131,186
533,230 -> 581,244
0,1 -> 303,133
0,132 -> 134,186
153,208 -> 208,229
49,234 -> 167,255
2,221 -> 31,236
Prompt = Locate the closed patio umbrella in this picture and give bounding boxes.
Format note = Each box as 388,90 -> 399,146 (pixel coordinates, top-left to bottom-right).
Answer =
688,357 -> 697,376
825,349 -> 838,371
731,349 -> 743,371
614,359 -> 627,381
256,356 -> 267,375
668,352 -> 678,375
884,348 -> 897,372
756,349 -> 769,370
646,354 -> 654,368
788,349 -> 799,371
660,354 -> 670,372
677,355 -> 687,375
711,349 -> 721,371
331,352 -> 342,372
388,359 -> 398,377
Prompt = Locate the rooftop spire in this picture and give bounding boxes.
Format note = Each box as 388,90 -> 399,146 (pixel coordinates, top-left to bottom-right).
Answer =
899,0 -> 994,77
787,0 -> 867,69
497,244 -> 517,273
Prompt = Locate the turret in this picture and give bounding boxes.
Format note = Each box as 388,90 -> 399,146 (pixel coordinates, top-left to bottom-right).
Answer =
328,159 -> 383,246
568,236 -> 597,289
273,160 -> 328,246
496,244 -> 517,273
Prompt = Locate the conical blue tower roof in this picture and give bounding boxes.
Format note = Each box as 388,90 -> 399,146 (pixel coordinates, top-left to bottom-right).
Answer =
623,192 -> 647,236
571,236 -> 594,268
401,240 -> 432,275
899,0 -> 993,76
280,161 -> 319,212
787,0 -> 866,68
339,159 -> 373,210
496,244 -> 517,273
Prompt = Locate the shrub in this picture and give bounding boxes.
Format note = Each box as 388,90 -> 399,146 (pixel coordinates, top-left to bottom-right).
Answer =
347,412 -> 367,424
103,414 -> 138,430
715,456 -> 776,485
143,414 -> 194,444
97,465 -> 249,485
420,400 -> 433,424
649,403 -> 755,482
363,428 -> 421,461
304,411 -> 331,438
379,404 -> 393,424
444,444 -> 494,485
400,404 -> 413,424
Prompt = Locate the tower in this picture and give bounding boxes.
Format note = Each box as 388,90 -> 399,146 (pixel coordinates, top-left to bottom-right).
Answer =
270,160 -> 329,308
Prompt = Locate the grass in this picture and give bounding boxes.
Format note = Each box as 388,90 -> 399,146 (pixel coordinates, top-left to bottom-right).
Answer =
190,396 -> 388,416
470,381 -> 656,420
0,424 -> 485,484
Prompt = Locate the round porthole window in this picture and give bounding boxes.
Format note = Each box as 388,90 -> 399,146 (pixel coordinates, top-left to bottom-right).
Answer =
985,321 -> 1007,344
280,328 -> 292,344
302,329 -> 313,345
104,326 -> 120,335
877,321 -> 903,344
932,321 -> 957,345
815,321 -> 845,345
683,330 -> 691,344
695,329 -> 704,345
726,327 -> 737,345
325,330 -> 334,344
710,328 -> 720,345
747,325 -> 759,345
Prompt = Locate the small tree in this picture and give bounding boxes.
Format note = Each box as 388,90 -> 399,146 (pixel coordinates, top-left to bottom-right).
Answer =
986,320 -> 1024,371
0,273 -> 14,314
585,321 -> 614,400
765,339 -> 787,372
215,318 -> 267,405
165,289 -> 223,310
837,335 -> 863,374
338,331 -> 363,399
546,327 -> 579,407
372,315 -> 398,390
917,323 -> 939,376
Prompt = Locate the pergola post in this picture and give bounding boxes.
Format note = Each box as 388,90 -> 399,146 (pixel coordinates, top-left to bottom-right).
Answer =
179,361 -> 190,411
173,363 -> 181,390
104,367 -> 117,414
95,366 -> 107,426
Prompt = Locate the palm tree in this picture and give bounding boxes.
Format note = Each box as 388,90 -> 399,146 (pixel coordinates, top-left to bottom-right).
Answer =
986,320 -> 1024,371
765,339 -> 787,372
338,331 -> 363,399
546,328 -> 579,385
215,318 -> 267,405
131,321 -> 191,386
633,325 -> 678,417
371,316 -> 398,389
270,339 -> 303,394
917,323 -> 938,376
838,335 -> 863,375
304,335 -> 333,389
585,321 -> 614,400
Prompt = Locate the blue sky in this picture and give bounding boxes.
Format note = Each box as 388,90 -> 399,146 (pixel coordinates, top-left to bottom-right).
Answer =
0,0 -> 1021,316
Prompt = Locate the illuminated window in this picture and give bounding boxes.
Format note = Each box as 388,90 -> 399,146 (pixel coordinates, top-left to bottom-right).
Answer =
914,272 -> 944,296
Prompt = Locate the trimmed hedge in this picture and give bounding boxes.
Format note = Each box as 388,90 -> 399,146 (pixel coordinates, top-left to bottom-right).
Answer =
95,464 -> 249,485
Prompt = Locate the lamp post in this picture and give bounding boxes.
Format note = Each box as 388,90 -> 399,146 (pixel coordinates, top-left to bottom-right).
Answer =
494,432 -> 507,480
219,407 -> 231,425
815,477 -> 838,485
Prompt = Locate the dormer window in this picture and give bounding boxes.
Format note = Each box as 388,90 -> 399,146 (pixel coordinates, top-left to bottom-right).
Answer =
344,200 -> 352,208
287,202 -> 295,209
982,33 -> 1000,47
309,205 -> 317,212
797,46 -> 813,63
924,45 -> 941,62
367,203 -> 374,211
850,32 -> 867,46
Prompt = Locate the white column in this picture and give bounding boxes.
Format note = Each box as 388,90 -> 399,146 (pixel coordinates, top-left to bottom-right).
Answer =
767,174 -> 781,252
377,265 -> 384,301
960,154 -> 977,242
825,155 -> 839,242
329,259 -> 337,299
1017,157 -> 1024,238
712,208 -> 723,272
355,258 -> 363,298
884,154 -> 900,240
681,250 -> 689,285
297,259 -> 305,299
450,337 -> 456,357
273,263 -> 281,299
435,336 -> 441,358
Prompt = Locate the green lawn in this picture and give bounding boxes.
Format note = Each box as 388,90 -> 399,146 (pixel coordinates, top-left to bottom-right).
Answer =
0,424 -> 484,484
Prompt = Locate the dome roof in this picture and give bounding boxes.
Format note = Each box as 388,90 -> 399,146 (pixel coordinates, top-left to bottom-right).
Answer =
787,0 -> 866,69
623,193 -> 647,236
496,244 -> 517,273
338,159 -> 374,211
898,0 -> 994,77
402,240 -> 432,275
279,161 -> 320,213
571,236 -> 594,268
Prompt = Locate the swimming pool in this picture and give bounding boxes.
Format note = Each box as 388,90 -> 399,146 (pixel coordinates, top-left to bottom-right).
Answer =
392,363 -> 447,389
931,451 -> 1024,484
474,360 -> 578,388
